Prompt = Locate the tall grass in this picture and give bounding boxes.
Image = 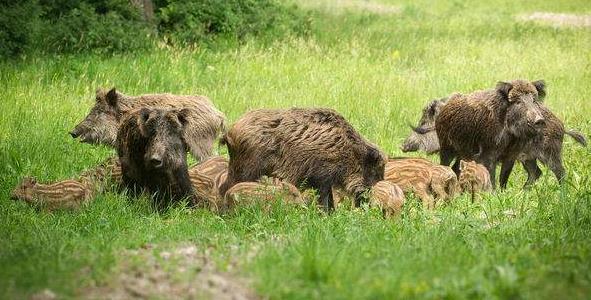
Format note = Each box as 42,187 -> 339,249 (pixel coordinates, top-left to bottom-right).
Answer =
0,0 -> 590,298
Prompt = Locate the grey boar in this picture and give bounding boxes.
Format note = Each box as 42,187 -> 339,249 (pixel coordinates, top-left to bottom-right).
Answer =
116,108 -> 195,207
70,88 -> 226,161
219,108 -> 387,211
401,97 -> 448,153
435,80 -> 548,188
458,160 -> 492,203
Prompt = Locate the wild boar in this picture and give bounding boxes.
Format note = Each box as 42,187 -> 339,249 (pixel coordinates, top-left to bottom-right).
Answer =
435,80 -> 547,188
70,88 -> 226,161
116,108 -> 195,207
458,160 -> 492,203
10,177 -> 93,210
225,177 -> 304,209
219,108 -> 386,211
369,180 -> 405,217
384,157 -> 458,209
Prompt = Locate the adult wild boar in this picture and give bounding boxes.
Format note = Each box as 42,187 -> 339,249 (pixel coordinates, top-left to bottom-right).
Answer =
71,88 -> 226,161
117,108 -> 195,207
403,91 -> 586,187
400,97 -> 448,153
435,79 -> 547,188
219,108 -> 387,211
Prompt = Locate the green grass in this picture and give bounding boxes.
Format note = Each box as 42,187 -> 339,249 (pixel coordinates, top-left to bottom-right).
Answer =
1,0 -> 591,298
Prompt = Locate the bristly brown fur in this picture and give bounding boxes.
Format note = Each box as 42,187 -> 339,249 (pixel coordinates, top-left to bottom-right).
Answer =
458,160 -> 492,202
219,108 -> 387,211
117,108 -> 195,207
70,88 -> 226,161
435,80 -> 547,189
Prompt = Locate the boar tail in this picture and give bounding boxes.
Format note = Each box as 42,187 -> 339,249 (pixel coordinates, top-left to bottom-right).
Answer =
565,129 -> 587,147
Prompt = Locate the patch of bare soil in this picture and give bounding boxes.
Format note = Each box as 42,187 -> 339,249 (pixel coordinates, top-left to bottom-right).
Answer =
518,12 -> 591,28
82,244 -> 258,300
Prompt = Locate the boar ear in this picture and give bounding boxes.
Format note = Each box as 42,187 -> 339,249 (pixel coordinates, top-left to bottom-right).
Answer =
532,80 -> 546,100
176,109 -> 191,127
106,88 -> 118,107
496,81 -> 513,101
138,108 -> 151,136
365,147 -> 383,165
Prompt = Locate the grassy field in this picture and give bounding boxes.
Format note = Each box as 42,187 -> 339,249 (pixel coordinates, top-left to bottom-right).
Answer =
1,0 -> 591,298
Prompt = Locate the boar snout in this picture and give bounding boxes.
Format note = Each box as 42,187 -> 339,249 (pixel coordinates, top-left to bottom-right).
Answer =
149,156 -> 164,168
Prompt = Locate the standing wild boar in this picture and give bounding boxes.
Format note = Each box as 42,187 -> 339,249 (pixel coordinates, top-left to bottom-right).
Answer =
70,88 -> 226,161
407,84 -> 586,187
436,80 -> 547,188
384,157 -> 458,209
117,108 -> 195,206
219,108 -> 387,211
370,181 -> 405,217
458,160 -> 492,203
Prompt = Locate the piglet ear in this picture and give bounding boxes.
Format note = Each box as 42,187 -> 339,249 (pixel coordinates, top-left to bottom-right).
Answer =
106,88 -> 118,107
532,80 -> 546,100
460,160 -> 467,171
496,81 -> 513,101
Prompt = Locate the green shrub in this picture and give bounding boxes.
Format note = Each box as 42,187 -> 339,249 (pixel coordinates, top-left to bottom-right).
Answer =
157,0 -> 310,46
40,1 -> 153,54
0,0 -> 42,57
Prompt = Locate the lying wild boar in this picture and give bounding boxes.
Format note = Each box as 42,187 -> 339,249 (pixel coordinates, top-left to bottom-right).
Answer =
219,108 -> 387,211
436,80 -> 547,188
369,181 -> 405,217
71,88 -> 226,161
225,177 -> 305,209
384,157 -> 458,209
404,87 -> 586,187
117,108 -> 195,206
10,177 -> 93,210
458,160 -> 492,203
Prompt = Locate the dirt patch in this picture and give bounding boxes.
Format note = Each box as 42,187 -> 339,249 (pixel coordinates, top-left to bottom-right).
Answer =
518,12 -> 591,28
300,0 -> 401,15
82,244 -> 258,300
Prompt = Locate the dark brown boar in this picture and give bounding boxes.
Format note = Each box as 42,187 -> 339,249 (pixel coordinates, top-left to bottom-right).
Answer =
70,88 -> 226,161
407,91 -> 586,188
117,108 -> 195,207
435,80 -> 547,189
219,108 -> 387,211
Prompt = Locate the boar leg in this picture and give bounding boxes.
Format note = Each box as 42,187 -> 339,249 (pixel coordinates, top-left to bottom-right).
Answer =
415,186 -> 435,209
317,185 -> 334,212
522,159 -> 542,187
439,149 -> 455,167
483,161 -> 497,190
546,157 -> 565,184
499,159 -> 515,189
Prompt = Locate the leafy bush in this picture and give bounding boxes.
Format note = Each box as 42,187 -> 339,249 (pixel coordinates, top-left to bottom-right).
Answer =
41,2 -> 152,54
149,0 -> 309,46
0,1 -> 42,57
0,0 -> 310,58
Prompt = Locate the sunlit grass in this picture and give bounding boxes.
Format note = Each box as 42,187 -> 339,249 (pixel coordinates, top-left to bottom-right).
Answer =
0,0 -> 590,298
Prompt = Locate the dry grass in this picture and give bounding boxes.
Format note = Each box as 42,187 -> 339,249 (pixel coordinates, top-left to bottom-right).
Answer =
518,12 -> 591,28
